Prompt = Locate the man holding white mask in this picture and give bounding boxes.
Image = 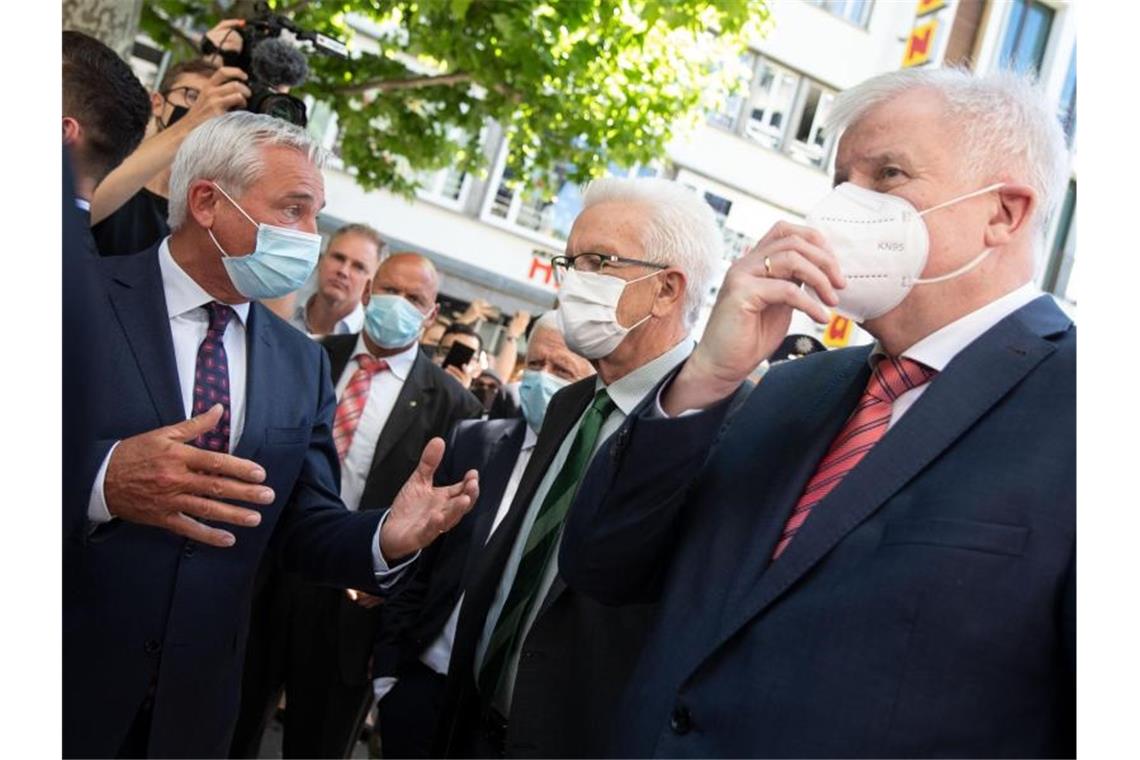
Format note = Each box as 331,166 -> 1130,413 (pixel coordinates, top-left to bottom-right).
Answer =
232,251 -> 484,759
561,68 -> 1075,757
67,113 -> 480,758
433,177 -> 730,758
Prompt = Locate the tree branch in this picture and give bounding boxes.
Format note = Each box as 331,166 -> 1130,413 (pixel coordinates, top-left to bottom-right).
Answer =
334,72 -> 474,96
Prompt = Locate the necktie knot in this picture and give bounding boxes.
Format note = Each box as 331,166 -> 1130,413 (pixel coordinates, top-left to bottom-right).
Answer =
867,356 -> 936,404
205,302 -> 235,335
588,388 -> 617,420
354,353 -> 389,376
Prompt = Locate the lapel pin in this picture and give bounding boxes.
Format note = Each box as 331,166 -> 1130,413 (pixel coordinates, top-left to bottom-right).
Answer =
410,400 -> 418,408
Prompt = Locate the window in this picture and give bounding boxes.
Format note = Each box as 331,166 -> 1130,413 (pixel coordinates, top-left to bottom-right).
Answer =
744,58 -> 801,150
998,0 -> 1054,75
1058,50 -> 1076,147
416,167 -> 470,208
484,156 -> 659,245
708,53 -> 838,171
1042,180 -> 1076,302
805,0 -> 873,28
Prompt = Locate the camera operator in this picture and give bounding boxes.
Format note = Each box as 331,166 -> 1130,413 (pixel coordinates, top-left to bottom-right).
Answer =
89,20 -> 251,256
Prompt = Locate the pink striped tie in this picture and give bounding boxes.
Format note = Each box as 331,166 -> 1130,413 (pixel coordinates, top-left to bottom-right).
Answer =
332,354 -> 388,461
771,356 -> 936,560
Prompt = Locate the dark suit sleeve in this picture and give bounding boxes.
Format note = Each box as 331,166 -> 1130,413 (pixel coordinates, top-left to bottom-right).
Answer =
560,375 -> 745,606
277,346 -> 384,591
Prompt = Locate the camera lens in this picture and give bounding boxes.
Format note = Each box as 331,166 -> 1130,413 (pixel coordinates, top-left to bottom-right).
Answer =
256,93 -> 308,127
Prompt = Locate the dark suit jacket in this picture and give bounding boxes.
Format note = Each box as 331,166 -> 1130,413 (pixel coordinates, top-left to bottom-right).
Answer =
373,417 -> 529,679
288,335 -> 484,686
561,295 -> 1076,758
435,378 -> 663,758
62,246 -> 387,759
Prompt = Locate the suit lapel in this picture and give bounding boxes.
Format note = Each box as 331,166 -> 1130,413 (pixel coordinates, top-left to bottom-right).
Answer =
461,421 -> 528,579
232,304 -> 273,458
710,296 -> 1071,659
103,250 -> 185,427
361,351 -> 436,499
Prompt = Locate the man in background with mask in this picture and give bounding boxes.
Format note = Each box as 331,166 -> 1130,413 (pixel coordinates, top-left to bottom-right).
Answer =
67,112 -> 480,758
561,68 -> 1075,757
370,312 -> 593,758
232,251 -> 484,759
434,176 -> 727,757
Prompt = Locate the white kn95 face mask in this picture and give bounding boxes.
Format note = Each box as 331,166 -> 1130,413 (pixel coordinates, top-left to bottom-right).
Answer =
804,181 -> 1004,322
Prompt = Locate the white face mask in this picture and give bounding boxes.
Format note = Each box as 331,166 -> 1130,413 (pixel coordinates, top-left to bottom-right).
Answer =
557,268 -> 660,359
805,182 -> 1004,322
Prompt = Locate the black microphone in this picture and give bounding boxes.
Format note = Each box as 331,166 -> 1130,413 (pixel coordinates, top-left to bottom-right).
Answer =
250,37 -> 309,89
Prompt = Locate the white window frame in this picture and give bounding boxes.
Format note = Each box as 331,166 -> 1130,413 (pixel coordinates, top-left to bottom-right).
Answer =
805,0 -> 874,29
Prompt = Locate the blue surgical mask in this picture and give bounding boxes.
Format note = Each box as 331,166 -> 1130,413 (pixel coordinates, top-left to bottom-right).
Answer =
364,294 -> 429,349
207,183 -> 322,300
519,369 -> 571,433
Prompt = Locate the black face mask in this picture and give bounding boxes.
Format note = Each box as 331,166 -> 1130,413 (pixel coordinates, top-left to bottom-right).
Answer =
159,104 -> 189,130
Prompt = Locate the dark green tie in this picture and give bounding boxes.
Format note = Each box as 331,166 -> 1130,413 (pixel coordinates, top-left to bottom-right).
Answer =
478,388 -> 617,700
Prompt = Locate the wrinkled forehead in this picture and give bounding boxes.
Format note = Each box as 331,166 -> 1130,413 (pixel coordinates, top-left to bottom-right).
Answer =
567,200 -> 652,256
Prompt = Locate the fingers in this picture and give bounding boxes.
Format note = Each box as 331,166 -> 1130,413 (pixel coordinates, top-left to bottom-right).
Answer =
170,404 -> 224,442
182,448 -> 266,483
752,246 -> 841,307
172,493 -> 264,528
182,471 -> 274,506
442,470 -> 479,497
413,438 -> 446,482
163,512 -> 237,548
208,66 -> 248,86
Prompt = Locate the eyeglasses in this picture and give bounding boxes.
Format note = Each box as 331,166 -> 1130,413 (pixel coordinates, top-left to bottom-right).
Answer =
549,252 -> 666,283
162,86 -> 201,107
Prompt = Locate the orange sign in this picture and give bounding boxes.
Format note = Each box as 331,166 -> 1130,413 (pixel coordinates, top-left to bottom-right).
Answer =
822,313 -> 854,348
916,0 -> 946,16
902,20 -> 938,68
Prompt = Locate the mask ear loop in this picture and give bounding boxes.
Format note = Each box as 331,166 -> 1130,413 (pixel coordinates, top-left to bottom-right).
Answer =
211,182 -> 260,228
622,268 -> 666,331
913,182 -> 1005,285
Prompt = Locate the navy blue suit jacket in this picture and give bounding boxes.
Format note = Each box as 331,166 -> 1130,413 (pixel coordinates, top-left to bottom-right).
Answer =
561,296 -> 1076,758
373,417 -> 529,678
63,246 -> 386,758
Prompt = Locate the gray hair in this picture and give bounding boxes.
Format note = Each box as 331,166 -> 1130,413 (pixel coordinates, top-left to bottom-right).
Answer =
827,67 -> 1069,242
528,311 -> 563,343
581,177 -> 723,329
167,112 -> 327,229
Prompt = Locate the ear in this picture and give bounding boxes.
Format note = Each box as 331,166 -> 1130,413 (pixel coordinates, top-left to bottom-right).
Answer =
652,269 -> 688,317
426,303 -> 440,324
151,92 -> 167,120
186,179 -> 224,229
984,183 -> 1036,248
360,281 -> 373,307
62,117 -> 81,146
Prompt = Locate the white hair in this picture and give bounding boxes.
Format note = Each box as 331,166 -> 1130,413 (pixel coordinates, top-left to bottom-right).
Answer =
167,112 -> 327,229
827,67 -> 1069,243
581,177 -> 723,329
529,310 -> 563,341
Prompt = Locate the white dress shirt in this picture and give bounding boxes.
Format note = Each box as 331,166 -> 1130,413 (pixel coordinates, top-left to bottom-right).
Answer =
334,336 -> 421,511
74,197 -> 91,212
88,238 -> 249,522
373,424 -> 539,702
477,339 -> 695,714
290,295 -> 365,338
870,283 -> 1043,429
87,238 -> 406,580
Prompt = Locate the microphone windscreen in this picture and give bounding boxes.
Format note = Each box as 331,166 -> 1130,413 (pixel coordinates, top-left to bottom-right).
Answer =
250,38 -> 309,88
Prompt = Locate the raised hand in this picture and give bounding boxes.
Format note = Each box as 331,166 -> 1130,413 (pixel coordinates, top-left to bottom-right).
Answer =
182,66 -> 251,127
664,221 -> 846,414
103,404 -> 275,547
379,438 -> 479,562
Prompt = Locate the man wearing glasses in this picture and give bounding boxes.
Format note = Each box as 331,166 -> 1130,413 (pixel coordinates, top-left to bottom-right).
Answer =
433,177 -> 733,758
91,21 -> 253,257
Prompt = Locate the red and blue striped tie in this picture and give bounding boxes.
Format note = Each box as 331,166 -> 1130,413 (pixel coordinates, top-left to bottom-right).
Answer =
771,356 -> 936,560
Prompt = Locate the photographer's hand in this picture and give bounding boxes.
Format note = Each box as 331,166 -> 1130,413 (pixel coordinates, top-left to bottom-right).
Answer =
181,67 -> 251,128
202,18 -> 245,66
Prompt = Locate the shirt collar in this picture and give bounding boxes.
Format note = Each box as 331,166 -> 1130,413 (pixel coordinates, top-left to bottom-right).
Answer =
598,338 -> 696,415
295,296 -> 366,335
522,425 -> 538,451
349,332 -> 419,382
74,197 -> 91,212
870,282 -> 1042,371
158,237 -> 250,326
